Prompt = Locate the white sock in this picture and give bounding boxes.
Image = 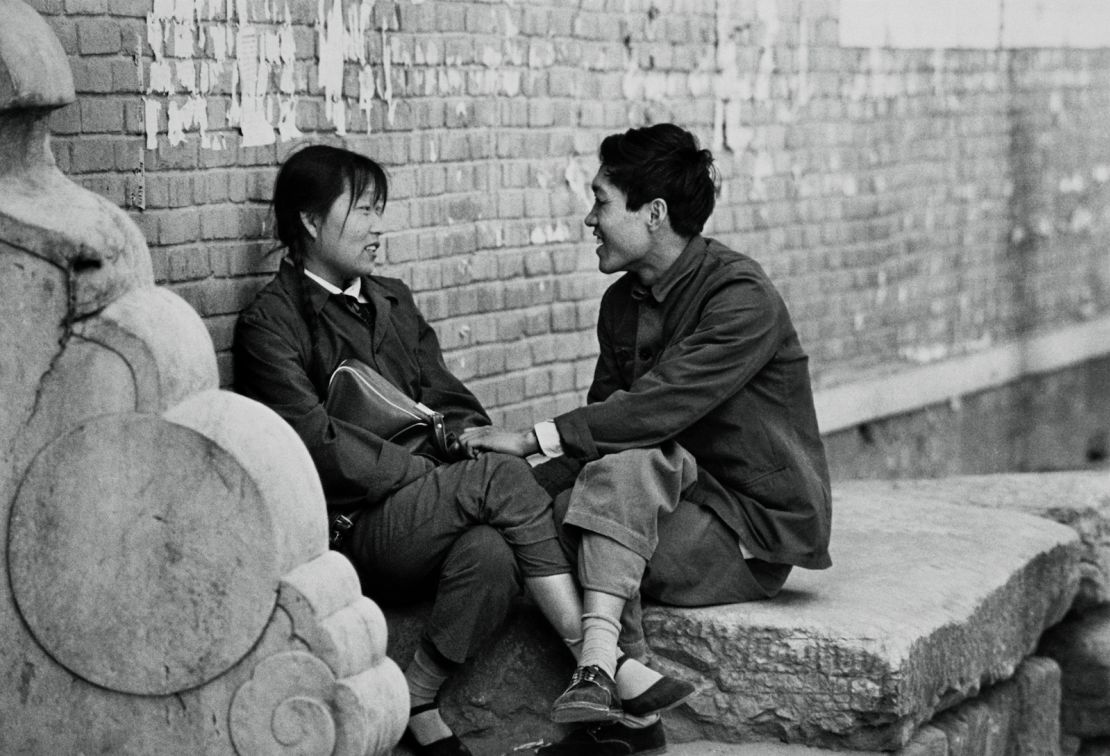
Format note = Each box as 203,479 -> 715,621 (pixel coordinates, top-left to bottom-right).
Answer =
615,654 -> 664,700
578,613 -> 620,678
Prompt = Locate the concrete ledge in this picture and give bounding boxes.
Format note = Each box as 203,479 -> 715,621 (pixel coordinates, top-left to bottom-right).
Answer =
382,487 -> 1081,753
813,316 -> 1110,434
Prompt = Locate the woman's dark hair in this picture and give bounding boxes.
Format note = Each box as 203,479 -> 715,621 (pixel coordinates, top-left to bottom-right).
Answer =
272,143 -> 388,263
270,145 -> 388,389
597,123 -> 717,238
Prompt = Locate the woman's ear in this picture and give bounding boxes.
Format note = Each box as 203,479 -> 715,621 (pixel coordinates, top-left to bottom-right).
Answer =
299,210 -> 320,240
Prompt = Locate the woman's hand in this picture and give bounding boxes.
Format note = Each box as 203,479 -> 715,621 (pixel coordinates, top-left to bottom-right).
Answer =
459,426 -> 539,458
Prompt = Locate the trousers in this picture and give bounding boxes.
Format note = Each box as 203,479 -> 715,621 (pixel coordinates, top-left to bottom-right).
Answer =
552,442 -> 792,655
342,452 -> 569,664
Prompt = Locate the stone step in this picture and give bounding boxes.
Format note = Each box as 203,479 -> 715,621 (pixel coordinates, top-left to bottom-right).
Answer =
384,483 -> 1082,754
833,472 -> 1110,612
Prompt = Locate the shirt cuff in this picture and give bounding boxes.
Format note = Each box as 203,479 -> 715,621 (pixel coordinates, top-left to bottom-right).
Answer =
533,420 -> 564,458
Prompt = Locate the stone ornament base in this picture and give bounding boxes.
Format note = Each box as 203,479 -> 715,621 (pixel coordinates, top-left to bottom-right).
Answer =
0,0 -> 408,752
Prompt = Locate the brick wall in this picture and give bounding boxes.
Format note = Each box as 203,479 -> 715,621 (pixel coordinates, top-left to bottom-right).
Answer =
27,0 -> 1110,430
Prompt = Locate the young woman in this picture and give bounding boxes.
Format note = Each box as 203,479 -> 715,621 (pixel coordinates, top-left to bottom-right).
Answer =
233,145 -> 587,755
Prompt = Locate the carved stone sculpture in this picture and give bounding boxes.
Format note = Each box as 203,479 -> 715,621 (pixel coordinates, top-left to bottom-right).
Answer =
0,1 -> 407,752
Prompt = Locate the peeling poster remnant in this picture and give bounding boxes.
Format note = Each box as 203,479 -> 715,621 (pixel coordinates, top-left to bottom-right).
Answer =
143,0 -> 378,150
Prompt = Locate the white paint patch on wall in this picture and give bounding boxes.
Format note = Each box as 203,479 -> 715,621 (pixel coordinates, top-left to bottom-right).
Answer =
144,0 -> 301,149
1003,0 -> 1110,48
841,0 -> 1110,49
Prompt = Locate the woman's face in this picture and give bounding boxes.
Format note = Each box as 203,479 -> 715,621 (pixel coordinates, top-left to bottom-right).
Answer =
302,182 -> 384,288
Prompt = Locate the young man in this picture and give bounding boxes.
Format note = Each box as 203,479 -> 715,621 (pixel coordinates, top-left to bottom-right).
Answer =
462,123 -> 832,754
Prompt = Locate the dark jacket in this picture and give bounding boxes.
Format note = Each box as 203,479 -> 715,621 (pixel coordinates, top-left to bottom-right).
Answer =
554,236 -> 832,569
233,262 -> 489,513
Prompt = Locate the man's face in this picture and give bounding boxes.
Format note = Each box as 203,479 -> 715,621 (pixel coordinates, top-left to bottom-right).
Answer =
584,168 -> 653,277
303,183 -> 384,288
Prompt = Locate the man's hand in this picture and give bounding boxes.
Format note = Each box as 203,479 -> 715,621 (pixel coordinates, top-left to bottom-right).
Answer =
459,426 -> 539,458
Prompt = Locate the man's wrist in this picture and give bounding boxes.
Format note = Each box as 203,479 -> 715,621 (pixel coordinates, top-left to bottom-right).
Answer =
524,429 -> 541,456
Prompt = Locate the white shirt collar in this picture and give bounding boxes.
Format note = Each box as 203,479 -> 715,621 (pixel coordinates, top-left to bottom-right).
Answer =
303,267 -> 366,302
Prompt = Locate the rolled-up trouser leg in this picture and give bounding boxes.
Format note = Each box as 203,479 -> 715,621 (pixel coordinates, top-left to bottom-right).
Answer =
558,442 -> 697,655
553,489 -> 647,655
454,452 -> 569,577
563,442 -> 697,583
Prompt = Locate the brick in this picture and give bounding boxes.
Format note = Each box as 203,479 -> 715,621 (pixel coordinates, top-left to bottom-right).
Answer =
107,0 -> 148,15
164,246 -> 211,282
76,18 -> 122,54
44,15 -> 78,53
433,2 -> 466,32
171,276 -> 265,318
204,313 -> 239,352
63,0 -> 107,11
69,139 -> 117,172
79,98 -> 125,133
143,173 -> 193,208
199,205 -> 243,241
155,207 -> 201,245
110,58 -> 141,92
49,104 -> 82,136
76,172 -> 128,206
69,57 -> 114,93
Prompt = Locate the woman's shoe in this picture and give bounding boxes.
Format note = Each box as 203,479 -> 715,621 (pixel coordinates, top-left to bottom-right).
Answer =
404,702 -> 473,756
621,674 -> 696,717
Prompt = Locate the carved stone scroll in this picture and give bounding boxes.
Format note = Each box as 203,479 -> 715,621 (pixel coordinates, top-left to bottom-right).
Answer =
0,0 -> 407,752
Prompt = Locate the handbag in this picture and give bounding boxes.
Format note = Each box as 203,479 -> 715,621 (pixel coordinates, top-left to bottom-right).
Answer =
325,358 -> 453,459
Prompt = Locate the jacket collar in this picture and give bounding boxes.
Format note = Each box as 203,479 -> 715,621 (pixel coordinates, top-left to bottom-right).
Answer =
279,259 -> 397,314
629,235 -> 706,304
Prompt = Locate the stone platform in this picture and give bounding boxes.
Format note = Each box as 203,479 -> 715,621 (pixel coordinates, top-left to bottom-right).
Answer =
834,472 -> 1110,612
385,487 -> 1081,754
667,655 -> 1061,755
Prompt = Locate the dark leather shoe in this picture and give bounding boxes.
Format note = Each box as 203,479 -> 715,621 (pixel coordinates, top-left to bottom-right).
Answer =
536,720 -> 667,755
403,702 -> 473,756
551,665 -> 621,723
621,674 -> 696,717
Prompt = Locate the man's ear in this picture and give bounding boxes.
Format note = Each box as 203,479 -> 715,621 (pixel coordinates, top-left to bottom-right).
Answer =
647,198 -> 669,230
299,210 -> 321,240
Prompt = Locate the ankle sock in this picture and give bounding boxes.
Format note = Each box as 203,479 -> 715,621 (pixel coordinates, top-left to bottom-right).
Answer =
578,613 -> 621,679
407,708 -> 453,746
405,644 -> 454,745
615,654 -> 664,700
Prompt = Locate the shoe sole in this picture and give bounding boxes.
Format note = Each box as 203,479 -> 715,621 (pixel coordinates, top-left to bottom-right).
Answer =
624,687 -> 696,718
552,688 -> 696,724
550,702 -> 625,724
538,742 -> 667,755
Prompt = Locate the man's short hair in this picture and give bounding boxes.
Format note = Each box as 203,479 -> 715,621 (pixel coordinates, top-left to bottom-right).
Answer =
598,123 -> 717,238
